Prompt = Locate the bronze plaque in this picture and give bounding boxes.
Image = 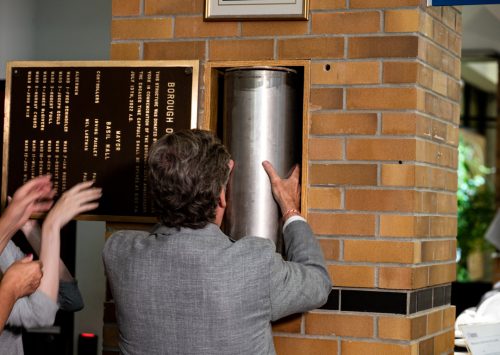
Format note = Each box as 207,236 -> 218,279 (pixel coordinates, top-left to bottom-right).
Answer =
2,61 -> 199,222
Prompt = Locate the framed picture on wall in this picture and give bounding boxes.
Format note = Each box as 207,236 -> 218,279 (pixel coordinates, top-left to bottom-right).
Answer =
204,0 -> 309,21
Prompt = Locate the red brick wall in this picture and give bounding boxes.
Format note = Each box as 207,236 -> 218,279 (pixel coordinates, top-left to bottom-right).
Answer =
105,0 -> 462,353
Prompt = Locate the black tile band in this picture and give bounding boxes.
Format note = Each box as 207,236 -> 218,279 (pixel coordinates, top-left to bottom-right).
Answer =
320,284 -> 451,315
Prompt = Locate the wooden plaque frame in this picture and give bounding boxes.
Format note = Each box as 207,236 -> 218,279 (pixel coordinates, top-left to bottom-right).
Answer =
2,60 -> 199,223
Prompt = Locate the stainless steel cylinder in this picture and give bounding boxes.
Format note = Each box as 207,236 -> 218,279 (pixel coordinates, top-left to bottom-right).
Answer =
222,67 -> 299,244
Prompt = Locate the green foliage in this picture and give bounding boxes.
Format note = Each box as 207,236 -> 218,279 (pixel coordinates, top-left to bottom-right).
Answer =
457,135 -> 496,282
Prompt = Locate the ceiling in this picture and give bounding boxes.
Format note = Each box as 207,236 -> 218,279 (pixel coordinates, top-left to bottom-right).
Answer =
461,4 -> 500,93
462,4 -> 500,56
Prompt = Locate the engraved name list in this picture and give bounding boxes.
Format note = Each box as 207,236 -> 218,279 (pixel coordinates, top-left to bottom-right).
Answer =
4,62 -> 198,221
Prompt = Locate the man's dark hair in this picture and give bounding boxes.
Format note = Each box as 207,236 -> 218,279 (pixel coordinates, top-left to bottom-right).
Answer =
148,129 -> 231,229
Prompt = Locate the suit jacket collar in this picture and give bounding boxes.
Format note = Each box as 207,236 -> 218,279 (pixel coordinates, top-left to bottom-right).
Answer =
150,222 -> 228,239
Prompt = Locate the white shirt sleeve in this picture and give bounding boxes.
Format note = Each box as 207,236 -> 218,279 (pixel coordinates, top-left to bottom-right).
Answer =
283,215 -> 307,231
0,240 -> 59,328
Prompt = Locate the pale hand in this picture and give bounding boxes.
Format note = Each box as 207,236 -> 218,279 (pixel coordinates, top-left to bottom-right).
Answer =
3,175 -> 56,233
44,180 -> 102,230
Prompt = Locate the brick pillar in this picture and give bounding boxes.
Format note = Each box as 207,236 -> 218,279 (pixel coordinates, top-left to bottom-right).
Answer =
108,0 -> 461,353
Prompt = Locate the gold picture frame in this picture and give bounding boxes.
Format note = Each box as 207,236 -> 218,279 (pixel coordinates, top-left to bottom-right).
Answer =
204,0 -> 309,21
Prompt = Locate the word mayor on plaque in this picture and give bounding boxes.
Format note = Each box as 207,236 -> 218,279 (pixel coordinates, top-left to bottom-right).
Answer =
2,60 -> 199,222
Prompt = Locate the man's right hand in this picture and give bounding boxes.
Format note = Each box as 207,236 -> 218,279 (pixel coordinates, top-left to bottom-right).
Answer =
262,161 -> 301,217
2,255 -> 43,299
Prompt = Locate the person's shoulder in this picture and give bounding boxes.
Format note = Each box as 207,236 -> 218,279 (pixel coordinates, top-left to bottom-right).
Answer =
111,229 -> 149,237
103,230 -> 149,254
231,236 -> 276,256
107,229 -> 149,241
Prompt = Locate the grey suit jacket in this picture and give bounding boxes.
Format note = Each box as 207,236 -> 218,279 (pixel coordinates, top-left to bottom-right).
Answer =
103,220 -> 331,355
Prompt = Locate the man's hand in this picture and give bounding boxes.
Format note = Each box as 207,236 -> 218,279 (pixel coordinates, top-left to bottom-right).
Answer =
262,161 -> 301,217
2,255 -> 43,299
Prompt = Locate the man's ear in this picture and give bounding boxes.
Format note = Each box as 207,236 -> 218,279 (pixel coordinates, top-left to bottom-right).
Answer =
219,159 -> 234,209
218,188 -> 227,209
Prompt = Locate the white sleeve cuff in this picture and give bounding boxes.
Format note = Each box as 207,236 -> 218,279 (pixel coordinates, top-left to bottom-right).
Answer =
283,215 -> 306,231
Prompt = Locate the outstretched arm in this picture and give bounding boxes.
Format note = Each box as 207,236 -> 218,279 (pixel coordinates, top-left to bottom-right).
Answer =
0,176 -> 55,254
38,181 -> 101,302
21,220 -> 74,282
262,161 -> 331,320
0,255 -> 43,332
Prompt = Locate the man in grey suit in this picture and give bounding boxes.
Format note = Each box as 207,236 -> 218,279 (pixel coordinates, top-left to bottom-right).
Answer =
103,129 -> 331,355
